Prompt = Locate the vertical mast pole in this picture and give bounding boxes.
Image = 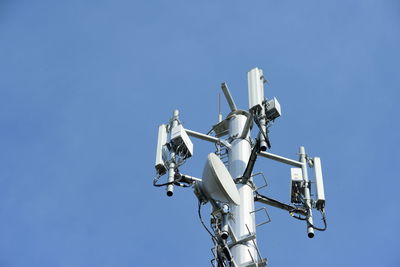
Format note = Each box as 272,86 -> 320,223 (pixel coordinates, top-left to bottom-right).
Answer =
228,111 -> 258,265
166,110 -> 179,196
299,146 -> 315,238
218,93 -> 223,123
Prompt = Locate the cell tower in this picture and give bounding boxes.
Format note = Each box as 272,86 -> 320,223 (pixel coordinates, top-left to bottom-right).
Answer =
153,68 -> 327,267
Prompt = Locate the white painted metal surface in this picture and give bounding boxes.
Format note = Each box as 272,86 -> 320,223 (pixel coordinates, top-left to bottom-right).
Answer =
265,97 -> 281,120
201,153 -> 240,205
291,168 -> 303,182
170,124 -> 193,157
299,146 -> 315,238
258,150 -> 303,167
313,157 -> 325,210
248,67 -> 268,151
166,110 -> 179,196
155,124 -> 167,175
247,68 -> 265,109
221,83 -> 237,112
228,112 -> 258,265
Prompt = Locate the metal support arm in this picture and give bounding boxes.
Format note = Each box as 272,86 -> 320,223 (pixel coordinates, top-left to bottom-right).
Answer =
258,151 -> 303,167
186,129 -> 231,148
254,193 -> 307,216
221,82 -> 237,112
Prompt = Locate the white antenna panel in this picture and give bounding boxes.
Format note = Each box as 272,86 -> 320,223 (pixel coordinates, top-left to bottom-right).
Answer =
248,67 -> 265,110
313,157 -> 325,210
155,124 -> 168,175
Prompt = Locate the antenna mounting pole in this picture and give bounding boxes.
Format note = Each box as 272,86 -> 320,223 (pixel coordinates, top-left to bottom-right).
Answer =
227,110 -> 258,265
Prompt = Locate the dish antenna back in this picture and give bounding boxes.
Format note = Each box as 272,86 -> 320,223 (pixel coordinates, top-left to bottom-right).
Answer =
197,153 -> 240,205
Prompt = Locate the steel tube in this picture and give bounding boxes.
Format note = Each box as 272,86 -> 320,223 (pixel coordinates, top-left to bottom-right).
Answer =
186,129 -> 231,150
228,113 -> 257,265
186,129 -> 220,143
254,194 -> 307,216
299,146 -> 314,238
259,112 -> 267,151
221,205 -> 229,240
221,83 -> 237,112
166,160 -> 175,196
180,174 -> 202,183
167,110 -> 179,196
258,151 -> 303,167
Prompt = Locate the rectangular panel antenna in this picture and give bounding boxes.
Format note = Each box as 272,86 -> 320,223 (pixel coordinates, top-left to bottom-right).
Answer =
313,157 -> 325,210
155,124 -> 168,175
248,68 -> 265,110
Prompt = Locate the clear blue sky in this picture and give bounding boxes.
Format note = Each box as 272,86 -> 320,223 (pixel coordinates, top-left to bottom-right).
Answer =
1,1 -> 399,266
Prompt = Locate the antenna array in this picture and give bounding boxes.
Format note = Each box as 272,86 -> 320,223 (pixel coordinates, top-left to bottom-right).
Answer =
153,67 -> 327,267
